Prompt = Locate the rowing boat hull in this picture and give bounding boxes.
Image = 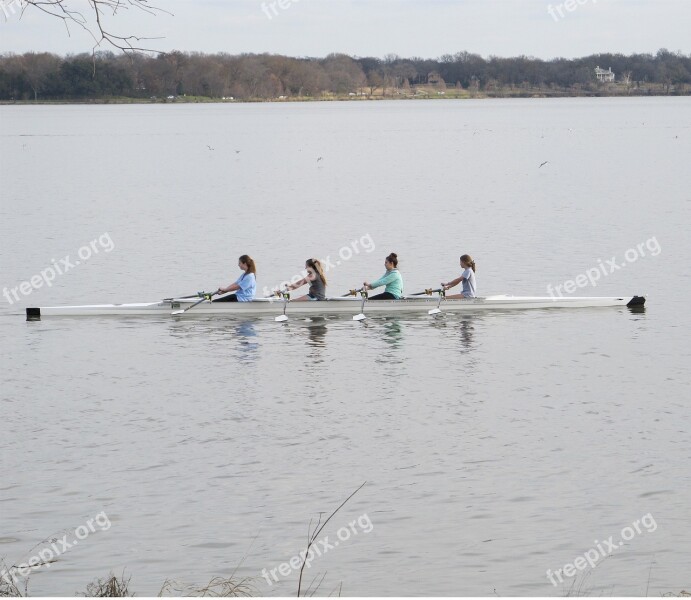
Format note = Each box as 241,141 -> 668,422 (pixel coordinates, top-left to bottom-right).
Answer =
26,295 -> 645,319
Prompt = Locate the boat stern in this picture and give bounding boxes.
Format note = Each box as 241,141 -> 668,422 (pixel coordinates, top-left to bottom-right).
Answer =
626,295 -> 646,307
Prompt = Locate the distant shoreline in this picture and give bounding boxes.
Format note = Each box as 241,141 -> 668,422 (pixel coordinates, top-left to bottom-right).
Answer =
1,87 -> 688,106
3,49 -> 688,104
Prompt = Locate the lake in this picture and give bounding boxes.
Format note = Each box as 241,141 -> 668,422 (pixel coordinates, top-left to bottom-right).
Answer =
0,98 -> 689,596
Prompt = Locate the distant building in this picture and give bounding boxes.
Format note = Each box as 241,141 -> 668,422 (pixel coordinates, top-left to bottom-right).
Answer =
595,66 -> 615,83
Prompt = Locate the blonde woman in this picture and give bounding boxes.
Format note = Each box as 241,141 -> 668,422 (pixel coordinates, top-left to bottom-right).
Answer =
282,258 -> 327,300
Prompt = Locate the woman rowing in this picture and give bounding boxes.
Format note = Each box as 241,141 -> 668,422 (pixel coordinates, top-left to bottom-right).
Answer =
442,254 -> 476,298
363,253 -> 403,300
214,254 -> 257,302
281,258 -> 327,300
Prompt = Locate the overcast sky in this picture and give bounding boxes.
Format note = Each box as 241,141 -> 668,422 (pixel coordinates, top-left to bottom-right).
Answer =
1,0 -> 689,59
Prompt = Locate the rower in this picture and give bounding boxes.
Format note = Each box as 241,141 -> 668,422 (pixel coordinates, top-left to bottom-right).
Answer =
215,255 -> 257,302
363,253 -> 403,300
281,258 -> 327,301
442,254 -> 476,299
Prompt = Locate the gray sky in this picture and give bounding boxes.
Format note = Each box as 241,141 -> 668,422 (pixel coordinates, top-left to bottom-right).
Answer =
1,0 -> 689,58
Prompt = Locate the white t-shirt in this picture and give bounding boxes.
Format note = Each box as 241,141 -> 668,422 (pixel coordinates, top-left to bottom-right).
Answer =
461,268 -> 476,298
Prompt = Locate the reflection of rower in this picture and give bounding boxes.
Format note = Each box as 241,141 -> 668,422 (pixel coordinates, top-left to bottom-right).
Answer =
383,318 -> 404,348
306,318 -> 328,350
363,253 -> 403,300
458,318 -> 474,354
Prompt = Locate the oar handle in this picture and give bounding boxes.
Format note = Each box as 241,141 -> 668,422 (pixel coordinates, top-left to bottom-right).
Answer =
197,291 -> 217,300
412,287 -> 444,296
342,288 -> 365,297
263,288 -> 289,299
171,291 -> 217,315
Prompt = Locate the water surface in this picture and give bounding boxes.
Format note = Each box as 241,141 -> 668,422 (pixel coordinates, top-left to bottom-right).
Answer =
0,98 -> 689,596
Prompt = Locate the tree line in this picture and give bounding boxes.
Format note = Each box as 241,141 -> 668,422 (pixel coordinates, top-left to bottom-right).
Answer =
0,49 -> 689,101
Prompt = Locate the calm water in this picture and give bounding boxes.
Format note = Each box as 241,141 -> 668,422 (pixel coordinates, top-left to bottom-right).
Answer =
1,98 -> 690,596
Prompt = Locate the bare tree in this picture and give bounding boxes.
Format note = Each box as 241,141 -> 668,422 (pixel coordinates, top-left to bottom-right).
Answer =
19,0 -> 169,54
621,70 -> 633,88
20,52 -> 60,100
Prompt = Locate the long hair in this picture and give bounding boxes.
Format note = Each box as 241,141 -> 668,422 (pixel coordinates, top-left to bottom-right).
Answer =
239,255 -> 256,276
460,254 -> 476,273
386,252 -> 399,268
306,258 -> 327,285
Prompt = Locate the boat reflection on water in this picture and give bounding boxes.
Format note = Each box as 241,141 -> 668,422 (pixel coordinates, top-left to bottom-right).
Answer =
168,318 -> 259,362
165,313 -> 482,363
430,314 -> 477,354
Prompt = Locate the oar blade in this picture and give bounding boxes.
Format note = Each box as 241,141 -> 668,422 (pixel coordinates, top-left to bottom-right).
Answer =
275,314 -> 289,322
428,308 -> 442,315
353,313 -> 367,321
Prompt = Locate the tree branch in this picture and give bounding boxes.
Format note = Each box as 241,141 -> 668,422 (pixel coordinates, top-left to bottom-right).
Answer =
296,482 -> 366,597
21,0 -> 170,55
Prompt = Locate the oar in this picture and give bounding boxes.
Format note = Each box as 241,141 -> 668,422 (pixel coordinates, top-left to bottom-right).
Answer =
164,292 -> 201,301
428,285 -> 446,315
410,288 -> 438,296
171,291 -> 217,315
353,288 -> 368,321
275,289 -> 290,322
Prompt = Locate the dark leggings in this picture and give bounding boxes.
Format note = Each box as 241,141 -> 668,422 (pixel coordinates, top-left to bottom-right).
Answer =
213,294 -> 238,302
369,292 -> 398,300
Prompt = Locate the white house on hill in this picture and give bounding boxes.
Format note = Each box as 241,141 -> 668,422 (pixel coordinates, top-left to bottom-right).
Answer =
595,66 -> 615,83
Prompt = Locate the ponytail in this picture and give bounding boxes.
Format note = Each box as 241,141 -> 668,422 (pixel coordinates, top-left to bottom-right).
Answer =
306,258 -> 327,286
239,255 -> 256,276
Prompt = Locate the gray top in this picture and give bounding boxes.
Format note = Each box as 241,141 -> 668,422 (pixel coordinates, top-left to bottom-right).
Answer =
308,272 -> 326,300
461,268 -> 476,298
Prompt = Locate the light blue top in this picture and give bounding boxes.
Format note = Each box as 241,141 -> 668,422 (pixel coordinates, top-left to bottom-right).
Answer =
369,269 -> 403,298
461,268 -> 476,298
235,272 -> 256,302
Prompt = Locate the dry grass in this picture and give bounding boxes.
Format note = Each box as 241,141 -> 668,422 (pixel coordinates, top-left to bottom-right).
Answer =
79,572 -> 132,597
0,577 -> 25,598
0,560 -> 26,597
158,576 -> 254,597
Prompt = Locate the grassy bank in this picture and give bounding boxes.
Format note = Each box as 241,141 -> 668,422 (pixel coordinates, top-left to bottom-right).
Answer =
1,82 -> 688,106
